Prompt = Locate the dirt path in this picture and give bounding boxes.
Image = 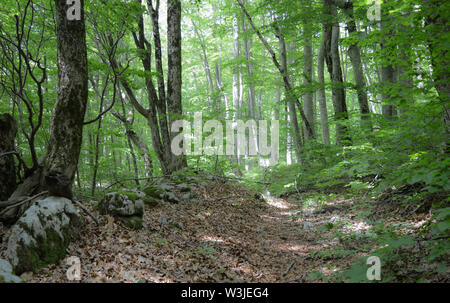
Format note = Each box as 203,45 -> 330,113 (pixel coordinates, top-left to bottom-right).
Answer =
1,181 -> 365,282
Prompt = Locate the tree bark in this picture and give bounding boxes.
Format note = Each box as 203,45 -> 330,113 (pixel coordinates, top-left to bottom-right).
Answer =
47,0 -> 88,183
423,0 -> 450,146
380,4 -> 397,119
332,0 -> 372,130
317,35 -> 331,145
302,0 -> 315,141
0,114 -> 18,200
323,0 -> 351,145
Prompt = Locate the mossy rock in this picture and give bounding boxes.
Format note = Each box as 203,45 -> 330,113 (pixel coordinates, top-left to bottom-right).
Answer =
5,197 -> 81,275
119,216 -> 143,230
143,186 -> 164,198
143,196 -> 160,207
116,190 -> 140,202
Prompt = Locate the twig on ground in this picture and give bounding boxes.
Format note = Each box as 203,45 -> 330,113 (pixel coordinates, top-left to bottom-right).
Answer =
282,261 -> 296,277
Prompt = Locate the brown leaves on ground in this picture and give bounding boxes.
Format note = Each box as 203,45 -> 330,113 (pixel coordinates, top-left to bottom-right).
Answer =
0,179 -> 443,283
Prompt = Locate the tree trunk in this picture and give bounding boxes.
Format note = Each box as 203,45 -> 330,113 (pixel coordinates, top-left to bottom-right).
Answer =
333,0 -> 372,130
317,35 -> 331,145
302,0 -> 315,141
380,4 -> 397,119
323,0 -> 351,145
47,0 -> 88,182
0,114 -> 18,200
423,0 -> 450,146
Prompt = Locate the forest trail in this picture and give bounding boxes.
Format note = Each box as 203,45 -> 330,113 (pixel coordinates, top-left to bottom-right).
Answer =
1,180 -> 365,283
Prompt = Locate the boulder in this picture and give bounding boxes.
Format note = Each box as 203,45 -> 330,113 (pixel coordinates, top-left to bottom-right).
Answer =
5,196 -> 81,274
99,191 -> 144,229
162,191 -> 180,204
143,185 -> 165,199
0,259 -> 21,283
98,191 -> 144,217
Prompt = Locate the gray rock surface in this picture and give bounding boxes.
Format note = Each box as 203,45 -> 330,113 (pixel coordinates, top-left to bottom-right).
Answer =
99,192 -> 144,229
0,258 -> 21,283
5,196 -> 81,274
98,192 -> 144,217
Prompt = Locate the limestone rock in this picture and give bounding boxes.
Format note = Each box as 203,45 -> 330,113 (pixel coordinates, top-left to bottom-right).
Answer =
5,197 -> 81,274
99,192 -> 144,230
0,258 -> 21,283
98,192 -> 144,217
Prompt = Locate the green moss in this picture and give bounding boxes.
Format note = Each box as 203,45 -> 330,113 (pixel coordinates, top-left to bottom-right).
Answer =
117,191 -> 140,202
12,218 -> 79,275
119,216 -> 143,229
143,196 -> 160,207
143,186 -> 164,198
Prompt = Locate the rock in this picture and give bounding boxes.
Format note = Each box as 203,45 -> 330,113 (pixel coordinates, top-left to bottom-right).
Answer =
142,196 -> 160,207
143,185 -> 165,198
162,192 -> 180,204
98,192 -> 144,217
0,258 -> 21,283
303,222 -> 315,230
5,197 -> 81,275
99,192 -> 144,230
159,182 -> 175,191
159,216 -> 173,226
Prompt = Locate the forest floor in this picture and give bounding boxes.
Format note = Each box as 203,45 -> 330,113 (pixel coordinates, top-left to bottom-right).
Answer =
0,179 -> 446,283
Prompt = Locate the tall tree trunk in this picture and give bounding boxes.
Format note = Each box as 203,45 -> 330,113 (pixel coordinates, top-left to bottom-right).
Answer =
302,0 -> 315,141
283,39 -> 303,163
232,14 -> 242,169
323,0 -> 351,145
167,0 -> 186,170
317,35 -> 331,145
333,0 -> 372,130
423,0 -> 450,146
47,0 -> 88,183
380,4 -> 397,119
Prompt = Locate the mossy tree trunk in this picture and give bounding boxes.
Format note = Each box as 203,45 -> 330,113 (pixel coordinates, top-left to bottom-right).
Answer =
46,0 -> 88,184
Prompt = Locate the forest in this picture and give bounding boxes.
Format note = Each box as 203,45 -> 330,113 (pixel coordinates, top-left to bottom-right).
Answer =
0,0 -> 448,284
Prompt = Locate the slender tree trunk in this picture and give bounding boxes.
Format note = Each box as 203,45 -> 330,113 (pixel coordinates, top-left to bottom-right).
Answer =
380,4 -> 397,119
333,0 -> 372,129
317,35 -> 331,145
232,14 -> 242,170
323,0 -> 351,145
302,0 -> 315,141
283,39 -> 303,163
